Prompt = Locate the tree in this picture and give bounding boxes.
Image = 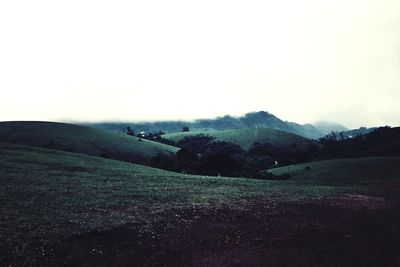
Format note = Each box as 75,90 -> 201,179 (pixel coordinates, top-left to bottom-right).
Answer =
126,126 -> 135,136
182,126 -> 190,132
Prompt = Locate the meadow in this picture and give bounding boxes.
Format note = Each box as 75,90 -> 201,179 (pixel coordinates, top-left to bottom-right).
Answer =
1,141 -> 399,266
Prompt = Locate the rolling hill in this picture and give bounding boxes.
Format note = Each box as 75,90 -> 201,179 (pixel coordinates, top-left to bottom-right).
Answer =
0,143 -> 266,264
319,126 -> 400,159
268,157 -> 400,186
162,128 -> 316,151
2,143 -> 400,266
0,121 -> 178,163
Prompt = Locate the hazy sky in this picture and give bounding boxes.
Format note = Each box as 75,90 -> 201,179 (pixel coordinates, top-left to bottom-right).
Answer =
1,0 -> 400,128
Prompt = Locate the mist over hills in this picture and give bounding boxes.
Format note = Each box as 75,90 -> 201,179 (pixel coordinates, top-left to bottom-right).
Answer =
313,121 -> 349,135
84,111 -> 333,139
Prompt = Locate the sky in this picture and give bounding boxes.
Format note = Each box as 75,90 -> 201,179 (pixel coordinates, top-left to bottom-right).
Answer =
1,0 -> 400,129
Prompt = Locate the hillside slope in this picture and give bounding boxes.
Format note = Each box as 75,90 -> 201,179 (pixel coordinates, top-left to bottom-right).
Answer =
268,157 -> 400,185
319,127 -> 400,158
163,128 -> 316,151
2,143 -> 400,266
0,121 -> 178,163
239,111 -> 323,139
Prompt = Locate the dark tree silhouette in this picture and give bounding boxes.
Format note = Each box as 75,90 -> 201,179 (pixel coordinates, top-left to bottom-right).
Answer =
126,126 -> 135,136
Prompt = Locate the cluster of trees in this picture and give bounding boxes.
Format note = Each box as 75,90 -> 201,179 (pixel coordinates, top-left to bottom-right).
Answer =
322,127 -> 375,141
124,126 -> 190,141
125,126 -> 165,141
145,126 -> 400,180
318,126 -> 400,158
247,142 -> 320,167
149,135 -> 298,179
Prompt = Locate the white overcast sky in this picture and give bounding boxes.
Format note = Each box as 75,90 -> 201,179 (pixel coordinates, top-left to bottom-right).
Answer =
1,0 -> 400,128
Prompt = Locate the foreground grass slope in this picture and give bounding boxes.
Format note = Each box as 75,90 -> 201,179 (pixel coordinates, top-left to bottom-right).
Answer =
0,121 -> 178,163
163,128 -> 315,150
1,143 -> 400,266
0,143 -> 278,264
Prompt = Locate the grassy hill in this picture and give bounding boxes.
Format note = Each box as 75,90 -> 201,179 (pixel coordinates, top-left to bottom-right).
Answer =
268,157 -> 400,185
1,143 -> 400,265
163,128 -> 315,151
0,121 -> 178,163
0,143 -> 290,264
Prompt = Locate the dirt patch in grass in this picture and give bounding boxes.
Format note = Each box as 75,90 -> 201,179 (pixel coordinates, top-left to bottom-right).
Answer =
329,194 -> 390,210
11,199 -> 400,267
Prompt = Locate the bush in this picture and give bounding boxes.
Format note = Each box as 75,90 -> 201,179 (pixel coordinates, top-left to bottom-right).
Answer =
177,135 -> 214,152
150,153 -> 177,171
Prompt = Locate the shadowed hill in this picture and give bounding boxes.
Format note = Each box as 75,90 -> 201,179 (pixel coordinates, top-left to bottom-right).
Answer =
0,121 -> 178,163
319,126 -> 400,158
162,128 -> 316,151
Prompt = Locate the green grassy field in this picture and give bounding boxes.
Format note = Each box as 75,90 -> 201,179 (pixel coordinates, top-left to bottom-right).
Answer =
269,157 -> 400,184
1,143 -> 400,265
162,128 -> 315,150
2,142 -> 400,263
0,121 -> 178,163
268,157 -> 400,202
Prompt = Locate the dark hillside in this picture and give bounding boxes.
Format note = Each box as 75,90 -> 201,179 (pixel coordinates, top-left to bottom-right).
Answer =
0,121 -> 178,164
319,126 -> 400,158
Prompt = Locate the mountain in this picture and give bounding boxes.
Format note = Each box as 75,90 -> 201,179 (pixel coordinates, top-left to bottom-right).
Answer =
0,121 -> 178,164
313,121 -> 349,135
84,111 -> 325,139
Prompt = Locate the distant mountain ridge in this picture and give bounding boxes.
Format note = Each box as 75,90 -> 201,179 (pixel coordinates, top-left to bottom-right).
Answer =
84,111 -> 325,139
322,127 -> 377,140
312,121 -> 349,135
